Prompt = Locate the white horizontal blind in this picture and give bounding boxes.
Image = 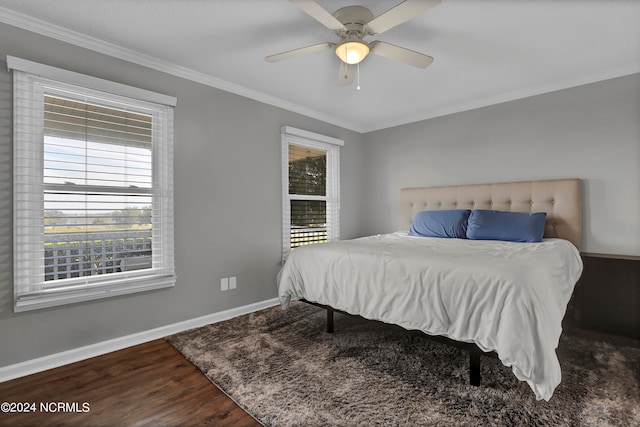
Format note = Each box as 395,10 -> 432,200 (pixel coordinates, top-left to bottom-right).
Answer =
13,67 -> 176,311
281,127 -> 341,260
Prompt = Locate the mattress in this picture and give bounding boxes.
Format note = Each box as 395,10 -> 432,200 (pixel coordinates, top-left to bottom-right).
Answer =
277,232 -> 583,401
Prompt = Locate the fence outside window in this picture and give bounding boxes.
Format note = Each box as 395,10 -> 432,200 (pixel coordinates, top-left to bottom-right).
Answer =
44,230 -> 152,281
290,226 -> 327,250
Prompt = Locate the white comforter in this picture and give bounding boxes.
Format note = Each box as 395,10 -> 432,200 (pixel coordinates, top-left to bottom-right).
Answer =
277,232 -> 583,401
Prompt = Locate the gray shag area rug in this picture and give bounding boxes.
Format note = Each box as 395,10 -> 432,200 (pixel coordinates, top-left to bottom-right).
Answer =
167,302 -> 640,426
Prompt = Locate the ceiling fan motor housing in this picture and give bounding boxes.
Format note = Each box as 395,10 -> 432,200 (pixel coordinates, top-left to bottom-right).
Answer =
333,6 -> 374,38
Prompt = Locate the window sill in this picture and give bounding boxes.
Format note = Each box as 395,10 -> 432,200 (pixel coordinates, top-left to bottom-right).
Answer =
14,275 -> 176,312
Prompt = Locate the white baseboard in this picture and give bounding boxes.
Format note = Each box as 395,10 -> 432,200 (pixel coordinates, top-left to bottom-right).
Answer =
0,297 -> 280,383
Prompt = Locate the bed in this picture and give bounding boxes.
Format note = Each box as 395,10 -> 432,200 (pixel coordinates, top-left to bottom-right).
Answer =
277,179 -> 583,401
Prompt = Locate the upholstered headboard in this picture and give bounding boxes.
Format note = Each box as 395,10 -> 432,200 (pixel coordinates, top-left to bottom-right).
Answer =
400,179 -> 582,249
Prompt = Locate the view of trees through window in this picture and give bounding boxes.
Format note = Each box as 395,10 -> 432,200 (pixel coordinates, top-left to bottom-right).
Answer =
44,207 -> 151,230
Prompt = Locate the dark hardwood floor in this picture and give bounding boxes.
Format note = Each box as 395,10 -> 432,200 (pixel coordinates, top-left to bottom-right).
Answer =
0,339 -> 261,426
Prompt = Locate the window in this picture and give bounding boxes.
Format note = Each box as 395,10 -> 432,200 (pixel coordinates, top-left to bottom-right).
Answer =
10,56 -> 176,311
281,126 -> 342,259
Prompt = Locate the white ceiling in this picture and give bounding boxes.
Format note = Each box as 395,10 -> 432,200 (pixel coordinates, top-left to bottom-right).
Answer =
1,0 -> 639,133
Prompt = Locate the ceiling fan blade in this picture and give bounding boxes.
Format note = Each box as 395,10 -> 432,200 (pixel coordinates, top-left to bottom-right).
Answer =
365,0 -> 441,35
370,41 -> 434,68
265,42 -> 333,63
289,0 -> 346,32
338,62 -> 354,86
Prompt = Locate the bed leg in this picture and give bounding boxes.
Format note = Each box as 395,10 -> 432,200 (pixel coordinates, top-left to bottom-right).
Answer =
326,308 -> 334,333
469,348 -> 481,386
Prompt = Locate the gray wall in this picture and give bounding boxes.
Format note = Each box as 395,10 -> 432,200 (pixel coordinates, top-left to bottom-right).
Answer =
362,74 -> 640,257
0,23 -> 367,366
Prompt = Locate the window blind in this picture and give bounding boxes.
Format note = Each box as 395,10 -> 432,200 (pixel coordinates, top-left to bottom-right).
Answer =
44,95 -> 153,148
12,65 -> 176,311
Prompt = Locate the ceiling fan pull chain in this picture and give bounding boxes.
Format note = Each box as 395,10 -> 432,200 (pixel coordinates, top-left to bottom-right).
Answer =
356,63 -> 361,91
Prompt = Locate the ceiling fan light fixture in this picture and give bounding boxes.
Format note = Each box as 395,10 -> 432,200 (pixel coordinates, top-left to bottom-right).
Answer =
335,41 -> 369,64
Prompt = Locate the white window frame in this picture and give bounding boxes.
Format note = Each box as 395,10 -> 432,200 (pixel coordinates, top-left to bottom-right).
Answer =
281,126 -> 342,260
9,56 -> 177,312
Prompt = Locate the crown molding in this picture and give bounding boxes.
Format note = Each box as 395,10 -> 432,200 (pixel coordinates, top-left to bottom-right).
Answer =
0,7 -> 363,133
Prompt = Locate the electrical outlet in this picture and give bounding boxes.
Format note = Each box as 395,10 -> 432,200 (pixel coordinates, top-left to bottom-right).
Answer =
221,277 -> 229,291
229,276 -> 236,290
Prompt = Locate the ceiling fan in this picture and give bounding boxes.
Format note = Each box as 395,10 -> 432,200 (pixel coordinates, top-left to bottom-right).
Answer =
265,0 -> 440,85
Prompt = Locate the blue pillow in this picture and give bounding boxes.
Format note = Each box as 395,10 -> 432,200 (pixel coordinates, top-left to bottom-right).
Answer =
466,210 -> 547,243
409,210 -> 470,239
